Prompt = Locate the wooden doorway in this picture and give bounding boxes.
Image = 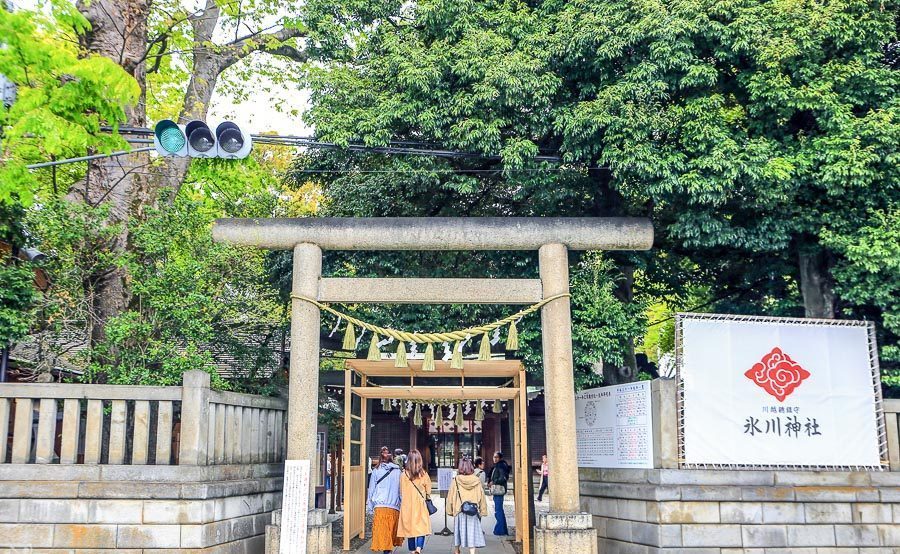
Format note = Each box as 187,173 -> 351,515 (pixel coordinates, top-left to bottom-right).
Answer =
342,359 -> 531,554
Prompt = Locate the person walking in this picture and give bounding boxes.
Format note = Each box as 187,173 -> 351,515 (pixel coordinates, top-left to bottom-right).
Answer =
473,458 -> 487,488
487,451 -> 510,536
398,450 -> 432,553
536,454 -> 549,501
367,446 -> 403,553
446,456 -> 489,554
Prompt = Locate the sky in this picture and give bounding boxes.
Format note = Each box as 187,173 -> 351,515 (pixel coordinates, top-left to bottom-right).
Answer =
208,77 -> 312,136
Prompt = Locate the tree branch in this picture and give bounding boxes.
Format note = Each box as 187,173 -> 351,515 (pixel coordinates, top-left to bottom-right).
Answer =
146,35 -> 168,74
219,26 -> 307,69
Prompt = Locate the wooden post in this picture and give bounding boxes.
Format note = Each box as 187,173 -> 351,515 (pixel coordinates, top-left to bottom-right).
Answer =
512,384 -> 522,543
342,369 -> 352,552
359,373 -> 368,541
519,369 -> 531,554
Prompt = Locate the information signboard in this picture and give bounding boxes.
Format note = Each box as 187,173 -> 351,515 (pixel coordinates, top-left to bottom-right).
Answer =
678,313 -> 884,468
437,467 -> 454,498
280,460 -> 310,554
575,381 -> 654,468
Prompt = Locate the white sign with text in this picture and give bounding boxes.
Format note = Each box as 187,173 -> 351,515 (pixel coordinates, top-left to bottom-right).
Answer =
437,468 -> 454,492
679,315 -> 882,467
280,460 -> 310,554
575,381 -> 654,468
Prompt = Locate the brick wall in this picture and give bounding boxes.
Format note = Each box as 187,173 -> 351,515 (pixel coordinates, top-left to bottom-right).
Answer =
0,463 -> 283,552
580,467 -> 900,553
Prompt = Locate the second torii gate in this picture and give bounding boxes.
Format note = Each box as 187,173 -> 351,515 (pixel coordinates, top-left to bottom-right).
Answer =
212,217 -> 654,554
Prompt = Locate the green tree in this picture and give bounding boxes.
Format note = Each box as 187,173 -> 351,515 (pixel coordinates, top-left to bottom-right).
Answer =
0,5 -> 137,202
299,0 -> 900,380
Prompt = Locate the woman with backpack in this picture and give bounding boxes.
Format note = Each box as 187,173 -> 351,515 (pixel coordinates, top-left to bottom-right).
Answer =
446,456 -> 488,554
487,451 -> 511,536
367,446 -> 403,553
398,450 -> 433,553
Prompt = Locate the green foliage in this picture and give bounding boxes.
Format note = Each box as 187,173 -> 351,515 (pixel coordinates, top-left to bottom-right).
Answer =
0,203 -> 38,348
79,176 -> 285,389
639,303 -> 677,366
300,0 -> 900,383
0,261 -> 37,348
570,253 -> 648,389
822,208 -> 900,364
0,5 -> 138,204
21,144 -> 296,390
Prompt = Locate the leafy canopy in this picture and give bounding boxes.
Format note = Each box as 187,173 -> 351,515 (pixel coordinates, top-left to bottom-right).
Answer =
0,3 -> 139,204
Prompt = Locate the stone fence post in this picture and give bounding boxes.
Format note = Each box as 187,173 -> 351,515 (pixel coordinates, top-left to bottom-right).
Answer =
651,378 -> 679,469
179,370 -> 211,465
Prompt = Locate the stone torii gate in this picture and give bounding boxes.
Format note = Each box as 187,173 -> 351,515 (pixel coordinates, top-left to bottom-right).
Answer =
212,217 -> 653,554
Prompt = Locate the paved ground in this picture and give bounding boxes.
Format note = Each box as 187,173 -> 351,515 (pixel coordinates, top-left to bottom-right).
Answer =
350,495 -> 535,554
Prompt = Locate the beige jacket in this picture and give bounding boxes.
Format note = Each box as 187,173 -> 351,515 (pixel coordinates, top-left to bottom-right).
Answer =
445,474 -> 489,517
398,472 -> 433,538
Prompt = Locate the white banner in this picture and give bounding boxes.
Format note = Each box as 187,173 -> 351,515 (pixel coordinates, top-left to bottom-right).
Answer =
679,315 -> 882,467
575,381 -> 654,468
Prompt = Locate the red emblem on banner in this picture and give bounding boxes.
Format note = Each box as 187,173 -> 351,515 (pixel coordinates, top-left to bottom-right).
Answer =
744,347 -> 810,402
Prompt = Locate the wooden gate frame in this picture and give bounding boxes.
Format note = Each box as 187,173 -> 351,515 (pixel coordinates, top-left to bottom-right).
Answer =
342,359 -> 530,554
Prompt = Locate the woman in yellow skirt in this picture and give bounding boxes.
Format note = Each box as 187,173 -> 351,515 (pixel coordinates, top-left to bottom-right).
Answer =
398,450 -> 433,553
367,446 -> 403,553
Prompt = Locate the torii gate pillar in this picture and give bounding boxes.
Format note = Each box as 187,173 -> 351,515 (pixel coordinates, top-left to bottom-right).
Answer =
213,217 -> 653,554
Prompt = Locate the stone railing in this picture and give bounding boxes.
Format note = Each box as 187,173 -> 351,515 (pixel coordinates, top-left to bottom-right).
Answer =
886,398 -> 900,471
0,370 -> 287,466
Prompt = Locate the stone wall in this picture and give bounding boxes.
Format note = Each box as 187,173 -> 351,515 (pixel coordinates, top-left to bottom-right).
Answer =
581,466 -> 900,553
0,463 -> 283,552
579,381 -> 900,553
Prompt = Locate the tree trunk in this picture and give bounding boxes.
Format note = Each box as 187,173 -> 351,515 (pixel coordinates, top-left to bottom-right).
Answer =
73,0 -> 151,350
603,265 -> 640,385
588,166 -> 641,385
153,5 -> 225,201
798,248 -> 836,319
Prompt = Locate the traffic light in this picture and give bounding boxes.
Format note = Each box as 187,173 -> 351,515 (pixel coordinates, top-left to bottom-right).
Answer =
153,119 -> 252,159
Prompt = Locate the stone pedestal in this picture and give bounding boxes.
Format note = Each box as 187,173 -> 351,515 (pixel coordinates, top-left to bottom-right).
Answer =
307,508 -> 333,553
265,508 -> 333,554
533,512 -> 598,554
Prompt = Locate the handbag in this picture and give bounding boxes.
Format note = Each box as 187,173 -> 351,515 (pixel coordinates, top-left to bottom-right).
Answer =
456,478 -> 481,518
408,473 -> 438,516
490,463 -> 508,496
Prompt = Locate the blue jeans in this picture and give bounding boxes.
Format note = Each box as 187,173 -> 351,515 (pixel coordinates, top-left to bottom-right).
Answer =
407,536 -> 426,551
493,494 -> 508,535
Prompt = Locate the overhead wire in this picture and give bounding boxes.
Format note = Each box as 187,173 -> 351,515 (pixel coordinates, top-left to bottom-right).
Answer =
25,126 -> 565,169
